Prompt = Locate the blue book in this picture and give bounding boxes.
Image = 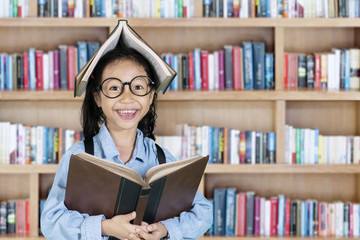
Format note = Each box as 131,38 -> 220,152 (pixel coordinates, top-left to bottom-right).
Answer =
214,188 -> 226,236
301,201 -> 308,237
277,0 -> 283,16
101,0 -> 105,17
242,42 -> 253,90
193,48 -> 202,90
308,200 -> 314,237
62,0 -> 68,17
265,53 -> 274,89
28,48 -> 36,90
47,127 -> 54,163
225,188 -> 236,236
252,42 -> 265,89
212,127 -> 220,163
43,127 -> 48,164
94,0 -> 101,16
87,42 -> 100,61
170,54 -> 178,90
77,42 -> 88,73
0,54 -> 4,90
267,132 -> 276,164
356,0 -> 359,17
260,0 -> 267,17
6,55 -> 12,90
314,129 -> 319,164
345,49 -> 350,90
245,131 -> 252,164
277,195 -> 285,236
227,0 -> 233,17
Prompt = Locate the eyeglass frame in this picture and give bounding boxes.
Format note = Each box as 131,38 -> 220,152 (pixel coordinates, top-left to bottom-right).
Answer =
95,75 -> 155,98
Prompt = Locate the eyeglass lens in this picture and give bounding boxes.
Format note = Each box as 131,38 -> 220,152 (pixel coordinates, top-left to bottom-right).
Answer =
101,76 -> 153,98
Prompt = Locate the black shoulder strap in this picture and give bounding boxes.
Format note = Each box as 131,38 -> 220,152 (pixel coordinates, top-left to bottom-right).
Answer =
84,138 -> 94,156
84,138 -> 166,165
155,143 -> 166,165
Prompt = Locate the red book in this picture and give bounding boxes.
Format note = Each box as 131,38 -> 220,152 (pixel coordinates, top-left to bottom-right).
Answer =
188,52 -> 195,90
236,193 -> 246,236
183,6 -> 187,17
26,200 -> 30,234
283,53 -> 288,89
232,46 -> 242,90
15,200 -> 26,235
233,0 -> 240,17
287,53 -> 298,89
23,52 -> 29,90
35,50 -> 44,90
218,50 -> 225,90
67,46 -> 76,90
239,132 -> 246,163
270,197 -> 278,236
284,199 -> 291,236
254,197 -> 261,236
314,54 -> 321,89
200,51 -> 209,90
17,5 -> 22,17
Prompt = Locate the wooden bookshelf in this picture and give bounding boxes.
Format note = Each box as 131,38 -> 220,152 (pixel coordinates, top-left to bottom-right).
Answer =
1,4 -> 360,239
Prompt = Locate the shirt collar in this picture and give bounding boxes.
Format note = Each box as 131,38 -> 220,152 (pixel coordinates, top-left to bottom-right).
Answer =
96,123 -> 146,163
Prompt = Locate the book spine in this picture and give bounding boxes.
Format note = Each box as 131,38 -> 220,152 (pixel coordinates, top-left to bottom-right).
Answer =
0,202 -> 6,234
245,191 -> 255,236
224,45 -> 233,90
214,188 -> 226,236
193,48 -> 201,90
232,46 -> 242,90
297,54 -> 307,88
218,50 -> 225,90
225,188 -> 236,236
200,50 -> 209,90
242,42 -> 253,89
23,52 -> 29,90
253,42 -> 265,89
236,193 -> 246,236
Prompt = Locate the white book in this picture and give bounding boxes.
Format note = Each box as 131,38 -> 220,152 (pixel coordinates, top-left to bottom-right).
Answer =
304,128 -> 310,164
151,0 -> 157,18
285,125 -> 290,164
58,0 -> 62,18
230,129 -> 240,164
322,136 -> 329,164
213,51 -> 219,90
309,129 -> 315,164
3,0 -> 10,18
223,0 -> 228,18
9,123 -> 17,164
315,0 -> 323,17
264,200 -> 271,236
346,136 -> 352,164
201,126 -> 209,159
36,126 -> 44,165
323,0 -> 329,18
270,0 -> 277,18
208,53 -> 214,90
43,53 -> 49,90
328,203 -> 336,237
354,136 -> 360,164
354,204 -> 359,237
331,48 -> 341,90
240,0 -> 248,18
74,0 -> 83,18
189,0 -> 194,17
260,197 -> 265,235
277,194 -> 285,236
16,124 -> 25,165
335,202 -> 344,237
349,0 -> 356,18
64,129 -> 75,152
196,126 -> 202,156
327,53 -> 336,90
251,131 -> 256,164
30,126 -> 37,164
48,51 -> 54,90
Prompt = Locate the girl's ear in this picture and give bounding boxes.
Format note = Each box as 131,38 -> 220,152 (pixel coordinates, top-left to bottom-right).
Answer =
93,91 -> 101,108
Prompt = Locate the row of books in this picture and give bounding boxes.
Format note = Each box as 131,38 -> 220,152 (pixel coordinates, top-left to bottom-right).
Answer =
156,124 -> 276,164
284,48 -> 360,90
0,122 -> 83,165
209,189 -> 360,237
0,200 -> 30,235
203,0 -> 360,18
285,125 -> 360,165
163,43 -> 275,91
0,42 -> 99,91
37,0 -> 195,18
0,0 -> 29,18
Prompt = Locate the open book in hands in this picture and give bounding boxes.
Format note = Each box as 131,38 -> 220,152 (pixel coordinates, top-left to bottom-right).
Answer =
64,152 -> 209,225
74,19 -> 177,97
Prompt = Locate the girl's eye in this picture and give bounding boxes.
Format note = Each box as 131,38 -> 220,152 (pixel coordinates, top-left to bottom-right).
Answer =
109,86 -> 121,91
133,85 -> 143,90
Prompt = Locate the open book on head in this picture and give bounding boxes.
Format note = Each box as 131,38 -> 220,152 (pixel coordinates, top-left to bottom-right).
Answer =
64,152 -> 209,226
74,19 -> 177,97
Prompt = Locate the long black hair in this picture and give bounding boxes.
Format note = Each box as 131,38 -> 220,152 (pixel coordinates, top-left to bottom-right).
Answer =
80,43 -> 159,141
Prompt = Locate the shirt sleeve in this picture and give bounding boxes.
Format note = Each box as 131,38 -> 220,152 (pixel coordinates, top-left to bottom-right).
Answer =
40,143 -> 108,240
159,149 -> 213,240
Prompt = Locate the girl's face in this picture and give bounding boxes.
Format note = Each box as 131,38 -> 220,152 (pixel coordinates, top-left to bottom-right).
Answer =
94,59 -> 154,133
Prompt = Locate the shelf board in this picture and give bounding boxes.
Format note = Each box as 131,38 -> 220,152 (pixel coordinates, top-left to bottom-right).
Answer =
2,18 -> 360,28
0,164 -> 57,174
1,90 -> 359,101
2,164 -> 360,174
205,164 -> 360,174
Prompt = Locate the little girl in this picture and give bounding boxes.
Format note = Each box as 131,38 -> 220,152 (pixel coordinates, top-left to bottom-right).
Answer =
40,44 -> 213,240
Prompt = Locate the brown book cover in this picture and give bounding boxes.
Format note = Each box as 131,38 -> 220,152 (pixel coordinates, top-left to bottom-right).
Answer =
64,152 -> 209,226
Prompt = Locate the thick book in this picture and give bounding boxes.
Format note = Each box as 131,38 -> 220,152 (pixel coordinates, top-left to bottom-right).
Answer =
64,152 -> 208,226
74,19 -> 176,97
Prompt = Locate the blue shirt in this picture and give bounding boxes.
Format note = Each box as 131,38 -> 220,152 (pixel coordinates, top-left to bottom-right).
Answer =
40,123 -> 213,240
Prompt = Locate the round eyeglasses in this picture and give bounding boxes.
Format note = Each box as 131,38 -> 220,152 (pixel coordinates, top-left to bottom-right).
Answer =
96,76 -> 155,98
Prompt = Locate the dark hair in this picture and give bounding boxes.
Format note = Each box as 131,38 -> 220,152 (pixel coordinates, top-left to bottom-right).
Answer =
80,43 -> 159,141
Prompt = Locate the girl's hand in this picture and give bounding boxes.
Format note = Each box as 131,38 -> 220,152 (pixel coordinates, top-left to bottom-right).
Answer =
101,211 -> 147,240
136,222 -> 168,240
